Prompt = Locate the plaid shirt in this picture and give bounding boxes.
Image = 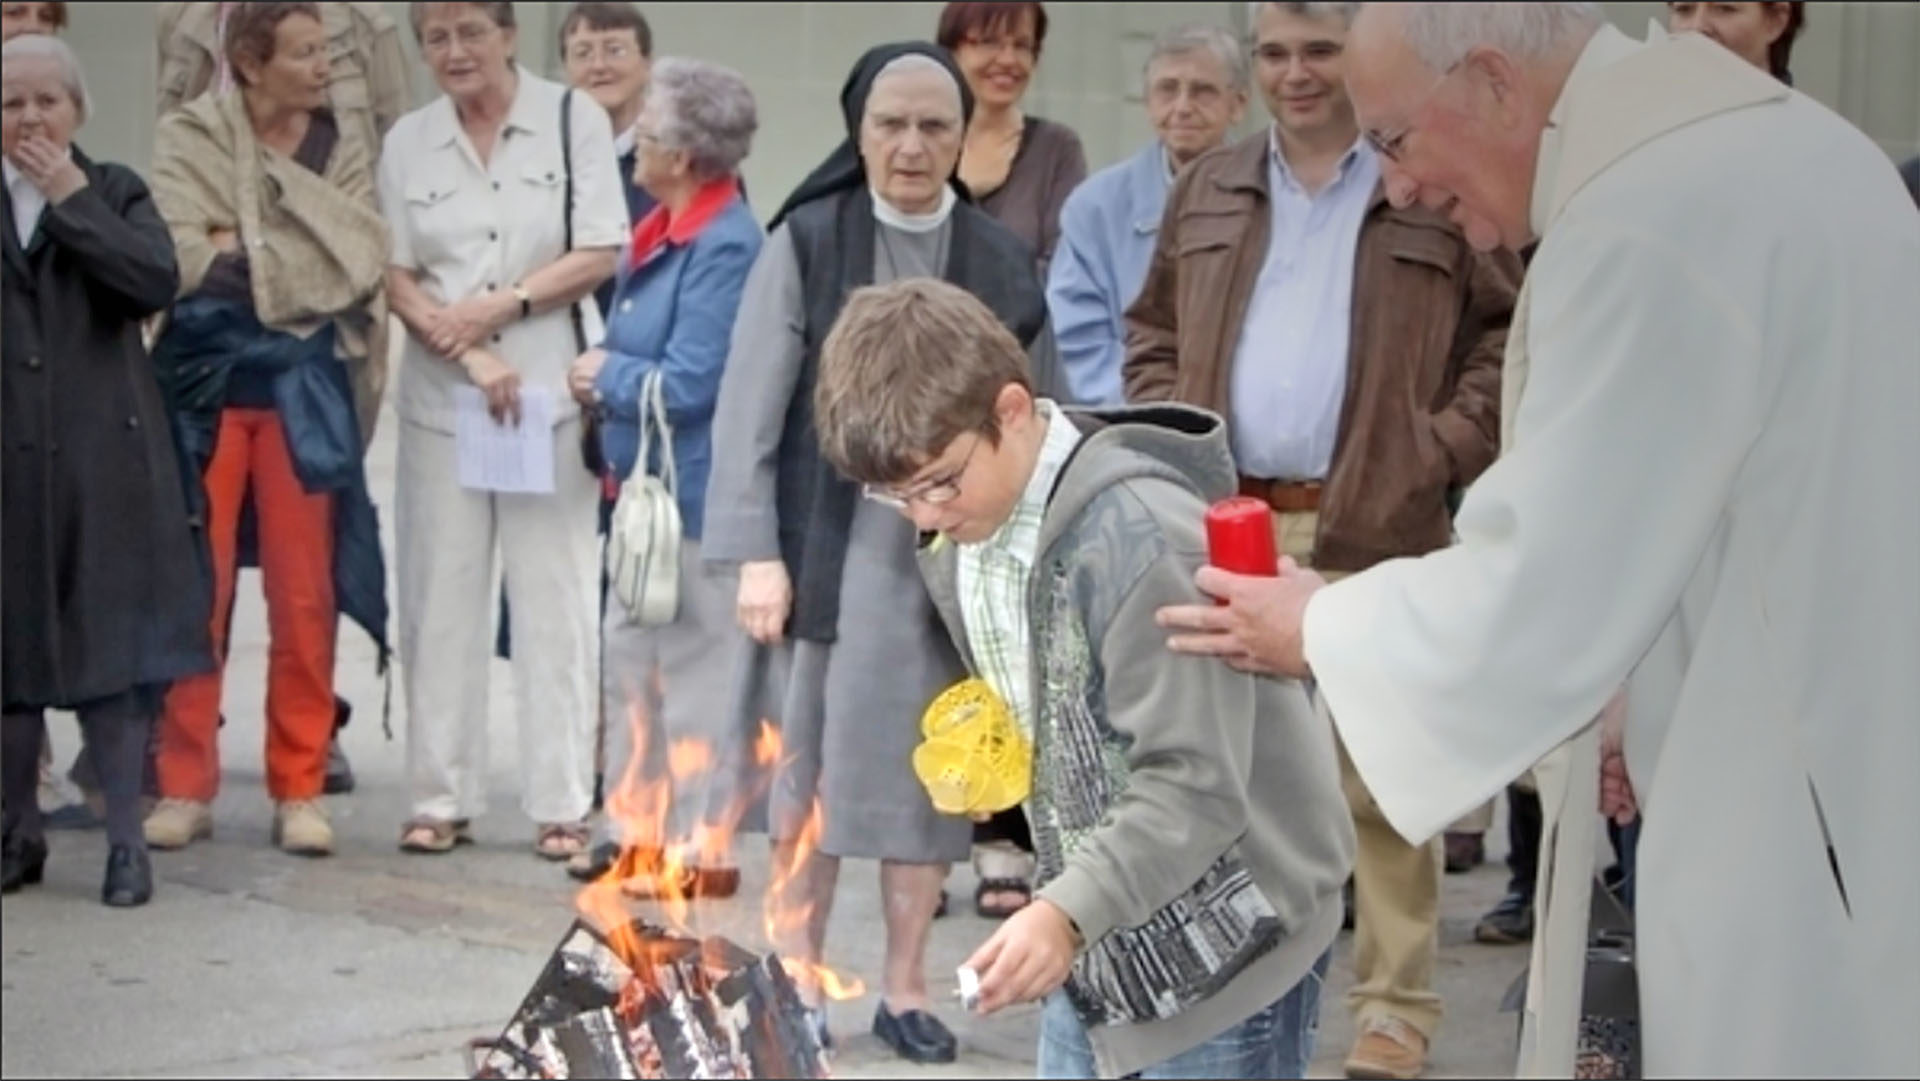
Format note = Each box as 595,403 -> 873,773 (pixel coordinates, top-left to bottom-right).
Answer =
957,401 -> 1083,739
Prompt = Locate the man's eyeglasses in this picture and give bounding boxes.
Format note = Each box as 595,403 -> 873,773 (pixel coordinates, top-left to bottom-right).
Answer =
862,436 -> 981,510
1362,60 -> 1463,163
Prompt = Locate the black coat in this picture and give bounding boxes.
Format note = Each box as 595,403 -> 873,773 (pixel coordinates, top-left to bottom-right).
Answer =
2,147 -> 214,711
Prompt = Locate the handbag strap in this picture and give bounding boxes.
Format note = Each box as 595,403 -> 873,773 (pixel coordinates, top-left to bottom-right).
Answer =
559,88 -> 587,354
634,368 -> 678,497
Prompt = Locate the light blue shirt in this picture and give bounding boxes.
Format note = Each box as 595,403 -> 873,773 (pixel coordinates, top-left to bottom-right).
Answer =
1045,141 -> 1176,406
1228,130 -> 1380,480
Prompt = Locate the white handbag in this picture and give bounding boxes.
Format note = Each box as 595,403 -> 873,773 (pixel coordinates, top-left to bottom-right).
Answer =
606,369 -> 681,627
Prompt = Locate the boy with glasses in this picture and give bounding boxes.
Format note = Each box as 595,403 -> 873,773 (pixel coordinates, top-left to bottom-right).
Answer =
815,277 -> 1354,1079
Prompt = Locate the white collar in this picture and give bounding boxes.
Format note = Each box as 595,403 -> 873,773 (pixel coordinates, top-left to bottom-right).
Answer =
871,183 -> 957,233
1529,24 -> 1640,240
612,126 -> 637,157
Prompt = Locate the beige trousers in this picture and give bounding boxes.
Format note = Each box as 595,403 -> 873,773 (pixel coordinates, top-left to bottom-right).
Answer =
1279,511 -> 1444,1038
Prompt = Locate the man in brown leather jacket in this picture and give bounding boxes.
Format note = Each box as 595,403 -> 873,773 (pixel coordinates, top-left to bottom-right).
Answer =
1124,4 -> 1520,1077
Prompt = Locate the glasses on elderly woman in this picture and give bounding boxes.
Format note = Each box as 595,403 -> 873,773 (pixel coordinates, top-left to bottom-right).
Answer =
862,436 -> 982,510
566,40 -> 636,64
1362,59 -> 1464,163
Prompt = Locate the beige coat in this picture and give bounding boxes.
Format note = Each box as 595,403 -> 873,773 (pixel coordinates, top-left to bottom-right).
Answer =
149,92 -> 389,435
155,1 -> 411,168
155,1 -> 408,439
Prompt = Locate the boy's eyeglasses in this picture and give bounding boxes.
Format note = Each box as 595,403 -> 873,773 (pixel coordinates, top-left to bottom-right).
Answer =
862,437 -> 981,510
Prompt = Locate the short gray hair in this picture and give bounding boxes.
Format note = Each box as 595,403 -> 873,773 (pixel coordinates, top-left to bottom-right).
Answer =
1145,24 -> 1250,93
1248,2 -> 1361,28
1398,2 -> 1603,71
0,33 -> 91,124
647,57 -> 758,180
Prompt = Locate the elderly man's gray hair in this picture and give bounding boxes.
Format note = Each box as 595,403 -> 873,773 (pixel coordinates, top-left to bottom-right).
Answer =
1396,2 -> 1603,71
0,33 -> 92,124
1247,2 -> 1362,27
647,57 -> 759,181
1145,23 -> 1250,93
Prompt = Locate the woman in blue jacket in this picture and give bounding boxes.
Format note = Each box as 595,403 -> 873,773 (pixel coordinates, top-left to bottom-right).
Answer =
564,57 -> 762,893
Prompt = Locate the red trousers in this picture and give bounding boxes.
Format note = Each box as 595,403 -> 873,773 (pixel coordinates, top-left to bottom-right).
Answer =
157,409 -> 336,802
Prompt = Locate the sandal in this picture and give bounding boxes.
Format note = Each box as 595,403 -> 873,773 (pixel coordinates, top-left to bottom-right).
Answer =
398,816 -> 472,854
535,821 -> 590,861
975,877 -> 1032,920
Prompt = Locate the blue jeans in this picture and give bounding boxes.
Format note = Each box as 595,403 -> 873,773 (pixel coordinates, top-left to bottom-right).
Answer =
1036,949 -> 1331,1079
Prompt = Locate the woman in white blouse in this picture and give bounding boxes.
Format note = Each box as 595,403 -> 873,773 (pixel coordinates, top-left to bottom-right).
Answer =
378,1 -> 627,859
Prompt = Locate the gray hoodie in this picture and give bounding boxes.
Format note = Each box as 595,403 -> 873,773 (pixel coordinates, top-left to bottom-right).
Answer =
919,403 -> 1355,1077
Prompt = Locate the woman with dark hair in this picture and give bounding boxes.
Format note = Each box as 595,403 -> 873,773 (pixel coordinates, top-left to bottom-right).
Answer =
937,2 -> 1086,280
703,41 -> 1053,1063
0,1 -> 64,41
144,0 -> 390,859
3,33 -> 207,907
1666,1 -> 1806,83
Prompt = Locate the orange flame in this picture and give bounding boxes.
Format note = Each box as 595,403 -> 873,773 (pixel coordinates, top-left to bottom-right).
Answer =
763,797 -> 867,1002
574,695 -> 866,1000
574,696 -> 664,961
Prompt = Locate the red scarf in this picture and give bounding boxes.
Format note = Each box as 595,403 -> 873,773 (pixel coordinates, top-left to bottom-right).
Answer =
627,177 -> 739,270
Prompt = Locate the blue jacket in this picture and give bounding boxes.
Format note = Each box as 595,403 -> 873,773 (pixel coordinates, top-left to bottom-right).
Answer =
594,193 -> 761,539
1045,141 -> 1173,406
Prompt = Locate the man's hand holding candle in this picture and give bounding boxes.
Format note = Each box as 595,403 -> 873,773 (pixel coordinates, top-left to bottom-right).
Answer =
1156,558 -> 1328,679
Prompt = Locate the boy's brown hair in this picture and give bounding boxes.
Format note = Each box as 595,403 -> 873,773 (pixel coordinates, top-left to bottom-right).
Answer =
814,278 -> 1032,486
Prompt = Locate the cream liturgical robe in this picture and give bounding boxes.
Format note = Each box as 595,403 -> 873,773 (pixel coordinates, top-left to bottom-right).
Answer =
1303,25 -> 1920,1077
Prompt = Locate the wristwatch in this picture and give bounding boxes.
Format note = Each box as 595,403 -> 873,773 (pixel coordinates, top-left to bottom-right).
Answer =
511,282 -> 532,320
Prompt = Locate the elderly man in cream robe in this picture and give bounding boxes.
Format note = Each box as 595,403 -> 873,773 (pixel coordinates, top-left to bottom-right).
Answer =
1157,2 -> 1920,1076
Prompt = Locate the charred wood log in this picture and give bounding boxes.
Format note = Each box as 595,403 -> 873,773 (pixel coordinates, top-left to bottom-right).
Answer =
470,919 -> 827,1080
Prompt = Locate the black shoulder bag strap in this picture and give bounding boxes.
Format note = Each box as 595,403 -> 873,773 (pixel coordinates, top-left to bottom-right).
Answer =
559,87 -> 606,476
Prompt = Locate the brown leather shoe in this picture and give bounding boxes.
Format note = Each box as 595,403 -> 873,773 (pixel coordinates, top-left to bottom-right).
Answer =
1345,1015 -> 1429,1080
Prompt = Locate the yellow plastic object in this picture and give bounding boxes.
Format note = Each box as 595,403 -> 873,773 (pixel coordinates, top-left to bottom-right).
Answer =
911,678 -> 1031,815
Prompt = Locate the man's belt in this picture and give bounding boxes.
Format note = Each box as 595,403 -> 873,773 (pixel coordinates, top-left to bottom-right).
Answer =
1238,475 -> 1323,513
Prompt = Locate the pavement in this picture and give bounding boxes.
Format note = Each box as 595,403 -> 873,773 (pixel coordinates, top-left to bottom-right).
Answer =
2,404 -> 1536,1079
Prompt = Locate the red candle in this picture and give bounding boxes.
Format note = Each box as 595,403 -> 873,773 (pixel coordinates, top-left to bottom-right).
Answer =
1205,497 -> 1279,604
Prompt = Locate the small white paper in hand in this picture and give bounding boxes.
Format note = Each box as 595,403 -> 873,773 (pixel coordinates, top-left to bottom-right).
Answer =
956,964 -> 981,1011
454,385 -> 556,494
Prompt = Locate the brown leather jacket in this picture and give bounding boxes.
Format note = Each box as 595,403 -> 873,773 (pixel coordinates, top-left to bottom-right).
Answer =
1123,132 -> 1522,572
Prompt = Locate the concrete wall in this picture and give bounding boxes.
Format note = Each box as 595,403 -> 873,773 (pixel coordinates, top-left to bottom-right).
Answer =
57,1 -> 1920,219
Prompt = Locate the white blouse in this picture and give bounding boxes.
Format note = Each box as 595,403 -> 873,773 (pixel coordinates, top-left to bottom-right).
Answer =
378,66 -> 629,432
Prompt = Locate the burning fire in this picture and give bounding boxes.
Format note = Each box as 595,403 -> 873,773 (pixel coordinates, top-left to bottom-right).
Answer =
574,698 -> 866,1002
